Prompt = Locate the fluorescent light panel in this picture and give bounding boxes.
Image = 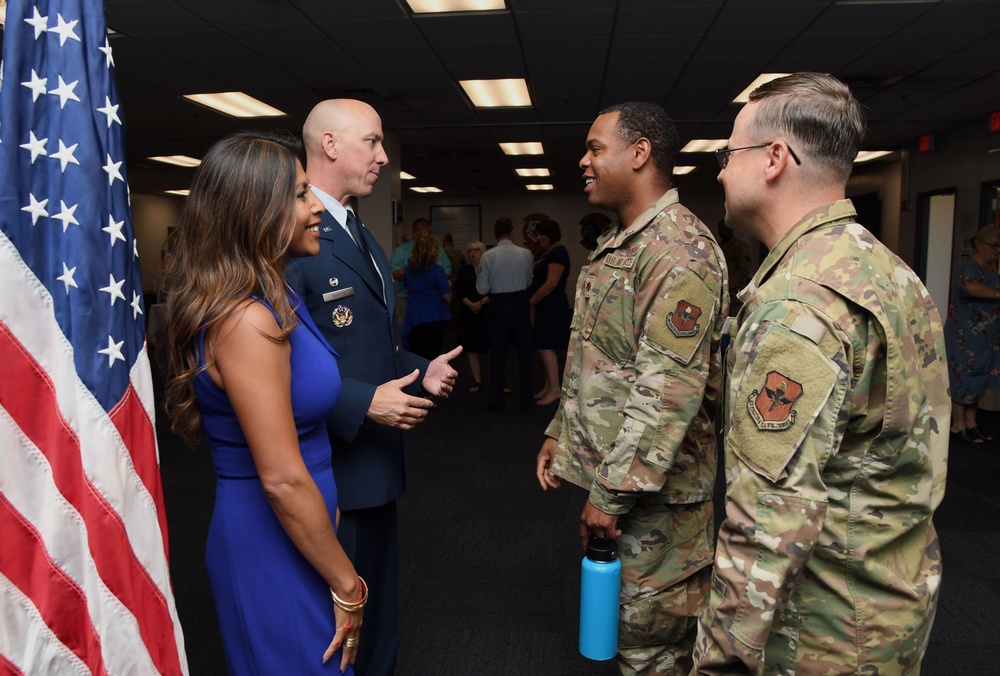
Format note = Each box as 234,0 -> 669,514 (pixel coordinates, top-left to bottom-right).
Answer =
149,155 -> 201,168
515,168 -> 550,177
500,142 -> 544,156
165,189 -> 190,196
400,171 -> 416,180
681,139 -> 728,153
733,73 -> 791,103
854,150 -> 893,163
673,166 -> 696,175
460,79 -> 532,108
182,92 -> 286,118
410,186 -> 443,193
406,0 -> 506,12
526,184 -> 553,191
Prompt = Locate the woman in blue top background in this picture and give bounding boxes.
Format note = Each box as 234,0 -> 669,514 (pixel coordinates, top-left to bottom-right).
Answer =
162,131 -> 366,674
402,229 -> 452,359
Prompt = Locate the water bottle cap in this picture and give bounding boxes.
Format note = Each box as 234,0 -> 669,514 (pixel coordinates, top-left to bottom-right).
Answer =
586,534 -> 618,562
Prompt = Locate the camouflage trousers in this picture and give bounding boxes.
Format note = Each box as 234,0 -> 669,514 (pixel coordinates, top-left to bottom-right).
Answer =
617,498 -> 714,676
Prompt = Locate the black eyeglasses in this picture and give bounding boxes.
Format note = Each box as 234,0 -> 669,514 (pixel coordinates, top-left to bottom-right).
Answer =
716,142 -> 802,170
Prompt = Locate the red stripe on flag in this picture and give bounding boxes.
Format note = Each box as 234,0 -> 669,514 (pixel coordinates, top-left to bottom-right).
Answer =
0,323 -> 183,675
111,381 -> 170,562
0,493 -> 105,675
0,650 -> 27,676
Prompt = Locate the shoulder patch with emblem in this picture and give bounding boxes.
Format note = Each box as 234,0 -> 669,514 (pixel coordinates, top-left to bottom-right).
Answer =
667,300 -> 702,338
748,371 -> 804,431
645,267 -> 717,365
728,319 -> 842,483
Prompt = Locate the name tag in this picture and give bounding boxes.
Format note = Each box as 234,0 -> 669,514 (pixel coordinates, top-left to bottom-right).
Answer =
322,287 -> 355,303
604,254 -> 636,270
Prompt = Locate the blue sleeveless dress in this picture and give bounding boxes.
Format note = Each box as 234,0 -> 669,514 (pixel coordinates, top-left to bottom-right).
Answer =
195,295 -> 350,675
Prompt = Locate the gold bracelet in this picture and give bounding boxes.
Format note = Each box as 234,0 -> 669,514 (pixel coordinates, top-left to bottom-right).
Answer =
331,576 -> 368,612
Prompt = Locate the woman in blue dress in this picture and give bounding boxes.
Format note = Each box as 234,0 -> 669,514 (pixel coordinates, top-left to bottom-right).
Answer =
945,225 -> 1000,443
163,132 -> 365,674
402,229 -> 452,359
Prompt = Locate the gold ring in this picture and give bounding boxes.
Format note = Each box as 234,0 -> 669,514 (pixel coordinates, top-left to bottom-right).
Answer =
345,638 -> 358,648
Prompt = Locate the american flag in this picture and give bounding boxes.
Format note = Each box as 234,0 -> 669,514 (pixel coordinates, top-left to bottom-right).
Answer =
0,0 -> 187,673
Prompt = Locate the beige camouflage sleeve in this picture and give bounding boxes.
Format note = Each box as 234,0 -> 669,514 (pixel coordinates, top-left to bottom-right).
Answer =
589,254 -> 721,515
695,300 -> 851,673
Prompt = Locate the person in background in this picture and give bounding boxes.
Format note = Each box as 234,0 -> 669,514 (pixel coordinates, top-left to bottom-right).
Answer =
536,102 -> 728,674
286,99 -> 461,676
527,219 -> 572,406
389,218 -> 452,341
694,72 -> 949,674
945,225 -> 1000,443
456,241 -> 490,392
402,229 -> 452,359
477,216 -> 534,412
163,131 -> 364,674
579,212 -> 612,252
441,233 -> 467,284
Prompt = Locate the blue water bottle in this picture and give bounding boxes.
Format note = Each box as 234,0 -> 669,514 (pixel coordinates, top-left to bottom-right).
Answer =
579,534 -> 621,661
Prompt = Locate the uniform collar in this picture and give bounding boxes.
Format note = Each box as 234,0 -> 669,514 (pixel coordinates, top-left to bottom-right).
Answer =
747,199 -> 857,295
593,188 -> 680,257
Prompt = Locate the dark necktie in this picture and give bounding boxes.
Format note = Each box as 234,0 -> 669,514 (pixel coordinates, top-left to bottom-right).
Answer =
345,210 -> 380,280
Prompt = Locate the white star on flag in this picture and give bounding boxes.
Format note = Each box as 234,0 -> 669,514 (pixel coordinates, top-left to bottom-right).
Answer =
97,96 -> 121,127
21,69 -> 47,101
103,154 -> 123,185
25,7 -> 48,39
21,193 -> 49,225
103,214 -> 126,246
49,14 -> 81,46
57,263 -> 79,293
97,335 -> 126,367
99,273 -> 126,306
48,75 -> 81,108
99,37 -> 115,68
52,200 -> 79,232
50,139 -> 80,171
20,131 -> 48,163
131,291 -> 144,319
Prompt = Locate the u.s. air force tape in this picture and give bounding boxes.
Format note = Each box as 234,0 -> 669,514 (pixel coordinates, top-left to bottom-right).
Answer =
322,287 -> 355,303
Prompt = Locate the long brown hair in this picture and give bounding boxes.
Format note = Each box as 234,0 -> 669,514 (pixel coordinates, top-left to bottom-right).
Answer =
408,228 -> 440,274
162,131 -> 301,445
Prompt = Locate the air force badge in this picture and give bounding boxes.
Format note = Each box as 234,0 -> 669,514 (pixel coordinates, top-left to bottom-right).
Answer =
331,306 -> 353,327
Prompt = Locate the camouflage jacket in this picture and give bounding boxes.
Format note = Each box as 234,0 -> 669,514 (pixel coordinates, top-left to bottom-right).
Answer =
695,200 -> 949,675
546,189 -> 728,516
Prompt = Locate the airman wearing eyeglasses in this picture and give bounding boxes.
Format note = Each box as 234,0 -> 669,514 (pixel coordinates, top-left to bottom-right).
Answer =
694,73 -> 950,675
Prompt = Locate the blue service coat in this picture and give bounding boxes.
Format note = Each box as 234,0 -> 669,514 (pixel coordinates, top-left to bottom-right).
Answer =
285,210 -> 428,511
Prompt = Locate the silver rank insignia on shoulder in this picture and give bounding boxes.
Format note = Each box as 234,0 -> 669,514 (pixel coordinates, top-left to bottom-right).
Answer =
331,305 -> 353,327
328,277 -> 339,288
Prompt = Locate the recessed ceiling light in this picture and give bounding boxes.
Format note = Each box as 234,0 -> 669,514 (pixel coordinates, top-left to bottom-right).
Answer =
680,139 -> 728,153
500,142 -> 544,156
182,92 -> 286,118
149,155 -> 201,168
406,0 -> 506,14
515,168 -> 550,177
855,150 -> 893,163
733,73 -> 792,103
410,186 -> 443,193
400,171 -> 416,180
673,166 -> 696,175
526,184 -> 553,191
460,79 -> 532,108
165,189 -> 190,197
